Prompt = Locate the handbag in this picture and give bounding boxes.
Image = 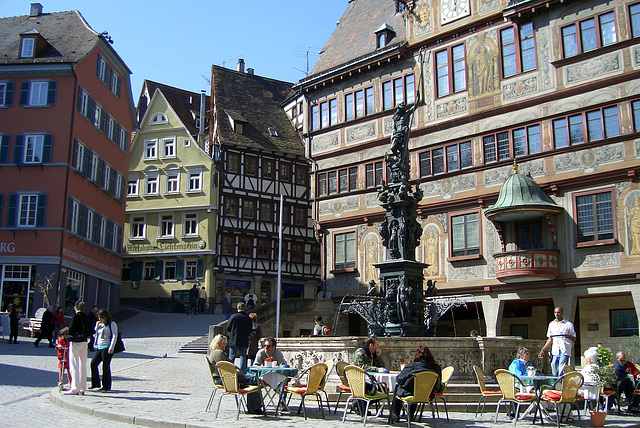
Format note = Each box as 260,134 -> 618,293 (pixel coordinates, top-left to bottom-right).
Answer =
110,322 -> 125,354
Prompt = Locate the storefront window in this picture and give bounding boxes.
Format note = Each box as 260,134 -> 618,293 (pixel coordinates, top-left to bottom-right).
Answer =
1,265 -> 32,315
65,270 -> 85,314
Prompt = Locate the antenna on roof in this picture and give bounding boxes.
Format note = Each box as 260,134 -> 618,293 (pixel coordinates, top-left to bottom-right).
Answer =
202,75 -> 210,85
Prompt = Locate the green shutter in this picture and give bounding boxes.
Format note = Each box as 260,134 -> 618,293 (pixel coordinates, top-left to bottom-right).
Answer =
7,194 -> 17,227
42,134 -> 53,163
46,81 -> 56,105
196,259 -> 204,280
176,260 -> 185,281
13,135 -> 24,164
131,261 -> 143,281
0,135 -> 9,163
154,260 -> 163,281
36,194 -> 47,227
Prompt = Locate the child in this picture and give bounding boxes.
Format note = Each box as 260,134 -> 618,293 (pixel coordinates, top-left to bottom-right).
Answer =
56,327 -> 71,389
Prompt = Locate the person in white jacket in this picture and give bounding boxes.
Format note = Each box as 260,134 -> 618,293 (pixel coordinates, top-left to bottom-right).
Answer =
89,309 -> 118,391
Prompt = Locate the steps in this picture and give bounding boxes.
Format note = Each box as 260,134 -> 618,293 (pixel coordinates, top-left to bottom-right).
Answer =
179,335 -> 209,353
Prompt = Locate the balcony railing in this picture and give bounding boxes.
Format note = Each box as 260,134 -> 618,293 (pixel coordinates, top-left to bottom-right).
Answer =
494,249 -> 559,283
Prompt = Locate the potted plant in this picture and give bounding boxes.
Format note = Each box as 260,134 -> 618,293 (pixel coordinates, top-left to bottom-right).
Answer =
590,346 -> 616,427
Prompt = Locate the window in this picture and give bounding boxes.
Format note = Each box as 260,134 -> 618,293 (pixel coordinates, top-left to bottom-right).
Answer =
221,235 -> 235,256
183,139 -> 190,147
257,239 -> 271,259
611,309 -> 639,337
9,193 -> 46,228
310,98 -> 337,131
144,139 -> 157,160
23,134 -> 44,163
131,216 -> 144,239
109,69 -> 122,98
345,87 -> 375,120
185,260 -> 198,280
294,207 -> 306,226
228,152 -> 240,173
552,106 -> 619,148
92,103 -> 104,131
365,161 -> 384,188
187,168 -> 202,192
295,164 -> 307,186
246,155 -> 258,176
262,159 -> 274,179
143,262 -> 155,281
106,115 -> 116,142
260,201 -> 273,222
377,32 -> 387,48
127,178 -> 138,197
224,196 -> 238,217
184,213 -> 197,236
450,211 -> 480,258
316,166 -> 358,196
562,11 -> 617,58
483,125 -> 541,163
279,162 -> 291,182
631,3 -> 640,38
20,37 -> 35,58
21,81 -> 56,107
436,44 -> 466,97
164,261 -> 176,281
99,216 -> 107,246
500,22 -> 536,77
334,231 -> 356,270
0,82 -> 14,107
90,153 -> 101,184
69,199 -> 80,234
574,189 -> 615,245
239,237 -> 253,257
165,170 -> 179,194
419,141 -> 472,176
115,173 -> 124,200
382,74 -> 415,110
291,242 -> 304,263
85,209 -> 94,241
162,138 -> 176,158
242,199 -> 255,219
111,223 -> 121,253
159,215 -> 174,238
516,222 -> 542,250
78,88 -> 90,117
150,112 -> 167,124
102,163 -> 112,192
97,54 -> 109,84
145,172 -> 158,195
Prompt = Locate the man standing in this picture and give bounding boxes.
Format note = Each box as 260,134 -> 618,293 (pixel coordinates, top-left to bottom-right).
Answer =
198,285 -> 207,314
614,351 -> 640,404
87,305 -> 98,352
313,315 -> 329,336
538,307 -> 576,376
253,337 -> 287,366
7,303 -> 19,344
225,302 -> 252,371
221,292 -> 233,320
187,284 -> 199,315
34,305 -> 54,348
244,289 -> 257,310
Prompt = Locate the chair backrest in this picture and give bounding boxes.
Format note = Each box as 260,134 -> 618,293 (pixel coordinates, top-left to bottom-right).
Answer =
439,366 -> 455,394
304,362 -> 328,393
495,369 -> 519,400
473,365 -> 490,393
216,361 -> 239,393
320,360 -> 334,389
344,365 -> 367,399
206,356 -> 218,382
558,371 -> 584,403
336,360 -> 350,387
411,371 -> 440,404
563,365 -> 575,374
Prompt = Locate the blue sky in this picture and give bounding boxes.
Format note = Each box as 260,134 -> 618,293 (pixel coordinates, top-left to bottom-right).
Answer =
1,1 -> 347,100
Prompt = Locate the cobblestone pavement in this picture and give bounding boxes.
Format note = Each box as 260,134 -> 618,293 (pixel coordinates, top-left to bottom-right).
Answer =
2,308 -> 640,427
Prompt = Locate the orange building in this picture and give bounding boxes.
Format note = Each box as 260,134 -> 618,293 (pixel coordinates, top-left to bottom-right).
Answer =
0,4 -> 135,316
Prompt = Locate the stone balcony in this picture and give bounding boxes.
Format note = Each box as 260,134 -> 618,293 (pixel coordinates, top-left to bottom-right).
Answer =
494,249 -> 560,283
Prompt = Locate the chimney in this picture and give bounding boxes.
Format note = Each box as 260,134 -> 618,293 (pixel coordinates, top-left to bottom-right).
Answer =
199,90 -> 206,138
247,68 -> 254,75
30,3 -> 43,17
237,58 -> 245,73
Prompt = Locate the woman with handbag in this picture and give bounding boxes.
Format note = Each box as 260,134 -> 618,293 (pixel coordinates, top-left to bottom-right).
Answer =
66,301 -> 89,395
90,309 -> 118,391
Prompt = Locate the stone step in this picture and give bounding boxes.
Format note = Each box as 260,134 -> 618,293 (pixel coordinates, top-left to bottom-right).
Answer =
179,335 -> 209,353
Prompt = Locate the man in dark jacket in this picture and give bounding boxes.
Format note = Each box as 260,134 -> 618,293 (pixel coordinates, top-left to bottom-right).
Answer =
225,302 -> 252,371
34,305 -> 54,348
187,284 -> 199,315
87,305 -> 98,352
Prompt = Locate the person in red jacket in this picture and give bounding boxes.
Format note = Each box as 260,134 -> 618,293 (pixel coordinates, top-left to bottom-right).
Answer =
53,306 -> 66,341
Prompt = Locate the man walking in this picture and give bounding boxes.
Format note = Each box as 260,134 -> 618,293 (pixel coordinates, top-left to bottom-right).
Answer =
538,307 -> 576,376
187,284 -> 199,315
198,285 -> 207,314
221,292 -> 233,320
34,305 -> 54,348
225,302 -> 252,371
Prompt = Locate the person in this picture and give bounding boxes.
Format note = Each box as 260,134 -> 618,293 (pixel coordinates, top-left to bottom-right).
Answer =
90,309 -> 118,391
187,284 -> 199,315
53,307 -> 66,341
225,302 -> 252,371
390,345 -> 442,424
247,312 -> 262,366
198,286 -> 207,314
578,347 -> 600,404
87,305 -> 98,352
253,337 -> 286,366
353,336 -> 386,372
66,301 -> 89,395
614,351 -> 640,404
56,326 -> 71,387
538,307 -> 576,376
313,315 -> 328,336
8,303 -> 19,344
244,289 -> 257,310
508,347 -> 533,378
221,292 -> 233,320
34,305 -> 54,348
207,334 -> 263,414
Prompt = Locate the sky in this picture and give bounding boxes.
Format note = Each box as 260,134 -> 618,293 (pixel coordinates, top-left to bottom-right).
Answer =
1,1 -> 347,101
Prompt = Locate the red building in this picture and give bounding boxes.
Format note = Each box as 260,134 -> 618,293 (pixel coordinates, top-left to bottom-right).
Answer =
0,4 -> 135,316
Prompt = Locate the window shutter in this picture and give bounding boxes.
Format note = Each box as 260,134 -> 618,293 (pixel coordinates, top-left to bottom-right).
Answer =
115,75 -> 122,98
105,220 -> 114,250
77,88 -> 84,114
96,54 -> 103,78
116,225 -> 122,254
154,260 -> 163,281
92,214 -> 100,244
119,173 -> 126,201
20,82 -> 29,106
99,108 -> 106,132
88,97 -> 96,121
13,135 -> 24,164
5,82 -> 14,107
82,146 -> 90,177
36,194 -> 47,227
0,195 -> 3,227
108,169 -> 116,195
0,135 -> 9,163
67,197 -> 74,230
42,134 -> 53,163
95,158 -> 103,186
79,205 -> 87,237
131,261 -> 143,281
46,81 -> 56,106
176,260 -> 185,280
196,259 -> 204,279
7,194 -> 17,227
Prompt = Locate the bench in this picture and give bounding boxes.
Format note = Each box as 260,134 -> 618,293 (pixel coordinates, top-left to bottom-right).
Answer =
22,318 -> 41,337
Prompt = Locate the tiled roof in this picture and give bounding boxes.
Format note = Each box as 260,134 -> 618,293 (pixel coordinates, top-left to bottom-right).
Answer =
309,0 -> 407,77
143,80 -> 210,138
211,65 -> 304,156
0,10 -> 99,64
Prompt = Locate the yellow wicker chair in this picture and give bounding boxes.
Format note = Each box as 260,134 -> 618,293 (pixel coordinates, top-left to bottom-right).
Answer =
396,370 -> 440,428
494,369 -> 536,426
342,365 -> 390,426
432,365 -> 454,421
539,371 -> 584,427
205,356 -> 225,412
319,360 -> 334,413
215,361 -> 263,420
334,360 -> 352,414
473,364 -> 502,417
284,362 -> 328,420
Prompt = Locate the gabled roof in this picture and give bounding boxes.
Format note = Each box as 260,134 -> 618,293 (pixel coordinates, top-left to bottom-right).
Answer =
309,0 -> 407,78
211,65 -> 304,156
0,10 -> 100,65
142,80 -> 210,138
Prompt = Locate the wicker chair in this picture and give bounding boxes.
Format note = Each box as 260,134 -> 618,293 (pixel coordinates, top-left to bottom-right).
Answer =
334,361 -> 352,414
205,356 -> 225,412
284,362 -> 328,420
396,371 -> 440,428
215,361 -> 263,420
342,365 -> 390,426
539,371 -> 584,427
473,364 -> 502,417
494,369 -> 536,426
432,365 -> 454,421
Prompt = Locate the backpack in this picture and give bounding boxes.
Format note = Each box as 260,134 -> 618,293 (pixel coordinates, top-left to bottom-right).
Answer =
322,325 -> 331,336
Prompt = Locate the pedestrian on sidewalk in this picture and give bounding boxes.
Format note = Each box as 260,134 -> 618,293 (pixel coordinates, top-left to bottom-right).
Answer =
221,292 -> 233,320
187,284 -> 199,315
66,301 -> 89,395
90,309 -> 118,391
56,327 -> 71,387
7,303 -> 19,344
198,285 -> 207,314
34,305 -> 54,348
225,302 -> 252,371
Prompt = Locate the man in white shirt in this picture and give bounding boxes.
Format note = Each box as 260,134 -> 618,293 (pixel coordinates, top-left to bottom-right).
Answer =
538,307 -> 576,376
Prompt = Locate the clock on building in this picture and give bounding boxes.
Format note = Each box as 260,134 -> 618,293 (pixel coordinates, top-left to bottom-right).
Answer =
441,0 -> 470,24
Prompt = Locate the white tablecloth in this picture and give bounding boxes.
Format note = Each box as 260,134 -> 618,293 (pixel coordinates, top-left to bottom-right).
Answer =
371,372 -> 399,391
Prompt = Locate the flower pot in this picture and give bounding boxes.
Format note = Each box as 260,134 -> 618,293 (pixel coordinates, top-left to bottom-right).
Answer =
590,410 -> 606,427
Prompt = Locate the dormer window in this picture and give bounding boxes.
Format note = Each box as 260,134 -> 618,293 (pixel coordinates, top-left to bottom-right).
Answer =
21,37 -> 35,58
149,112 -> 167,125
375,23 -> 396,49
225,110 -> 247,135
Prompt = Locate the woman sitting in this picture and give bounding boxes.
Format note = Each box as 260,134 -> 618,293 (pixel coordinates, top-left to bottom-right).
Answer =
390,345 -> 442,424
509,347 -> 533,378
578,347 -> 600,403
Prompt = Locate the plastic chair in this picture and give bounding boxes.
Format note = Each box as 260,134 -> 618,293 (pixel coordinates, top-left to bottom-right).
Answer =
284,362 -> 328,420
334,360 -> 352,414
539,371 -> 583,427
396,370 -> 439,428
215,361 -> 263,420
342,364 -> 390,426
473,364 -> 502,417
494,369 -> 536,426
432,365 -> 454,421
205,356 -> 225,412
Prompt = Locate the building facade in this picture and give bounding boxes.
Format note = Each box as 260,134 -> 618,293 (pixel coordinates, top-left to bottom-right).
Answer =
121,81 -> 215,311
297,0 -> 640,354
0,4 -> 134,316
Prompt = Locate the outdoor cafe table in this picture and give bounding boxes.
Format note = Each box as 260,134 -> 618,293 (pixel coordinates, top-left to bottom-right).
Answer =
369,371 -> 400,392
246,366 -> 299,415
519,375 -> 559,424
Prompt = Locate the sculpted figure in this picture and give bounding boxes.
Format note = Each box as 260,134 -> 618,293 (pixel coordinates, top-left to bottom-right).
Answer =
627,196 -> 640,255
